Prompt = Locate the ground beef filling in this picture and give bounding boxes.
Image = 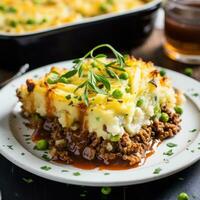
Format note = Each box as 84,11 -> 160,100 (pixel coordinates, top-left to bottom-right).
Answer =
29,109 -> 181,166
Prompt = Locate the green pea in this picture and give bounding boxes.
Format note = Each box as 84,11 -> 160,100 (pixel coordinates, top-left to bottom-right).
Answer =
160,112 -> 169,123
112,89 -> 123,99
159,69 -> 166,77
107,0 -> 114,4
184,68 -> 193,76
136,99 -> 144,107
0,5 -> 5,11
33,0 -> 43,4
119,72 -> 129,80
99,3 -> 109,13
26,19 -> 36,25
36,139 -> 49,150
174,106 -> 183,115
177,192 -> 189,200
110,134 -> 120,142
40,18 -> 48,24
101,187 -> 112,195
7,7 -> 17,13
125,87 -> 130,93
9,20 -> 18,27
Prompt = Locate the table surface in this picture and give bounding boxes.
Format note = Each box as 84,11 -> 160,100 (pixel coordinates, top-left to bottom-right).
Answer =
0,29 -> 200,200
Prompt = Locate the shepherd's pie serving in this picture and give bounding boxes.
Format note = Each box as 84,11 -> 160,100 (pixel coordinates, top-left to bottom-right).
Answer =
17,44 -> 185,167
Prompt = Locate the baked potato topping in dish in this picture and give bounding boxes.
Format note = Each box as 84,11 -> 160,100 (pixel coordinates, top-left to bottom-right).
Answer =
17,44 -> 185,167
0,0 -> 151,34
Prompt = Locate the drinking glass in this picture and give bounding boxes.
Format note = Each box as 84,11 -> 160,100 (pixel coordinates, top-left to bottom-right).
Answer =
164,0 -> 200,64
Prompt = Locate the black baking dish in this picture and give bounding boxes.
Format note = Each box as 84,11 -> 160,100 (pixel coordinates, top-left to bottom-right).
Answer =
0,0 -> 161,70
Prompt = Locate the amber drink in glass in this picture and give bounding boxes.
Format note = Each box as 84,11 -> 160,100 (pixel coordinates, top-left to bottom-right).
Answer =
164,0 -> 200,64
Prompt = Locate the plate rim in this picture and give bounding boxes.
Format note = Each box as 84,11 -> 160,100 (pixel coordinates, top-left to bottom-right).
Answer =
0,60 -> 200,186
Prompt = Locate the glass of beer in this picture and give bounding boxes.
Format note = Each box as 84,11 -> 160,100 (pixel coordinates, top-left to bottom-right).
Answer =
164,0 -> 200,64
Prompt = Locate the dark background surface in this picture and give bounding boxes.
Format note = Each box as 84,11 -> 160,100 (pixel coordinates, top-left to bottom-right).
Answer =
0,29 -> 200,200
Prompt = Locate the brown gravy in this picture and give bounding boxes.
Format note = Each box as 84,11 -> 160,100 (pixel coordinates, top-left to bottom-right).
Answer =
50,140 -> 160,170
30,115 -> 161,170
69,150 -> 155,170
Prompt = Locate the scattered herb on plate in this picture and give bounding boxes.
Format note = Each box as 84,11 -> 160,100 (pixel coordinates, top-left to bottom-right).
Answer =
40,166 -> 51,171
153,167 -> 162,174
192,93 -> 199,97
163,149 -> 174,156
167,143 -> 177,148
61,170 -> 69,172
73,172 -> 81,176
7,145 -> 13,150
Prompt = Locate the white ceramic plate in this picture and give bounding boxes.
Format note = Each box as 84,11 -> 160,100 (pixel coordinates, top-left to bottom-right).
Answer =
0,61 -> 200,186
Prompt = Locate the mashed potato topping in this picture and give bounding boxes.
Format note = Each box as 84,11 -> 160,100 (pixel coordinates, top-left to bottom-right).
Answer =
0,0 -> 151,34
17,44 -> 184,142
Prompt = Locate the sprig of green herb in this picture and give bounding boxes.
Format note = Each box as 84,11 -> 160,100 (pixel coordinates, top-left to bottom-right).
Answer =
49,44 -> 126,106
74,70 -> 111,106
62,44 -> 125,79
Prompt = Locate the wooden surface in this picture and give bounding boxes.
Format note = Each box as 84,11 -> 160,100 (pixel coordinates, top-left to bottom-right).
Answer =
131,29 -> 200,81
0,29 -> 200,200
